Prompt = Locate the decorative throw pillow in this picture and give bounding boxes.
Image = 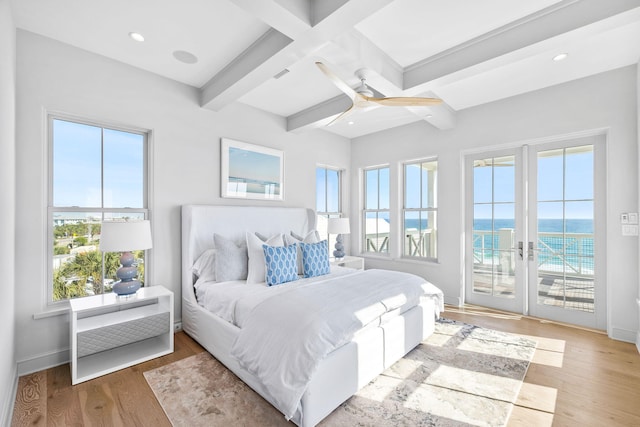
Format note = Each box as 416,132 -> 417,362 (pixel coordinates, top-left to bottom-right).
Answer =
246,232 -> 284,283
284,230 -> 320,275
300,240 -> 330,278
192,248 -> 216,283
263,244 -> 299,286
213,234 -> 248,282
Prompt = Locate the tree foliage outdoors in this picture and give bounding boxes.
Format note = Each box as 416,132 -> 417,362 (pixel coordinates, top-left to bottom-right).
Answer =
52,250 -> 147,301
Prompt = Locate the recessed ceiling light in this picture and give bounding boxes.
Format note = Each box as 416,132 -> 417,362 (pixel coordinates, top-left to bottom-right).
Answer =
425,114 -> 433,119
348,121 -> 355,125
129,32 -> 145,42
553,53 -> 568,61
173,50 -> 199,64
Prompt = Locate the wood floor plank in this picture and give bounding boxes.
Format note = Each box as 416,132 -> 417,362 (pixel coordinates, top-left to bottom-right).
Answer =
11,371 -> 46,427
46,363 -> 84,427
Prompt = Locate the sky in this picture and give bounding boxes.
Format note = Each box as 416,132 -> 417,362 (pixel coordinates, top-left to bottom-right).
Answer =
473,146 -> 594,221
53,119 -> 144,210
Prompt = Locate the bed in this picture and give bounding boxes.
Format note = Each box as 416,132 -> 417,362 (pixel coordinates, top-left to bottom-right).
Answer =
181,205 -> 443,426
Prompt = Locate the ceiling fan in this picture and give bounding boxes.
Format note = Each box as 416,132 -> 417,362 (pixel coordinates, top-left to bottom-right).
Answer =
315,61 -> 442,125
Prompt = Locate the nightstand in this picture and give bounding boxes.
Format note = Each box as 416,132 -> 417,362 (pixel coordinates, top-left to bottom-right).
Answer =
69,285 -> 174,385
330,255 -> 364,270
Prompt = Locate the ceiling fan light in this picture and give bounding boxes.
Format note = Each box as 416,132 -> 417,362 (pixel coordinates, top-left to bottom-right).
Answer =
356,85 -> 373,97
553,53 -> 568,61
128,32 -> 145,42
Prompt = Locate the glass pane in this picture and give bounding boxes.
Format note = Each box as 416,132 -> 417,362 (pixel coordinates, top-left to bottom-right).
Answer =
53,120 -> 102,207
473,158 -> 493,204
364,211 -> 389,253
103,129 -> 144,208
425,211 -> 437,258
493,156 -> 515,203
474,203 -> 492,254
326,169 -> 340,213
365,169 -> 379,210
52,212 -> 105,301
404,211 -> 419,256
494,203 -> 515,232
315,168 -> 326,212
379,167 -> 390,210
423,160 -> 437,208
405,163 -> 420,209
473,249 -> 495,295
565,145 -> 593,200
494,249 -> 515,298
565,201 -> 593,232
538,149 -> 564,201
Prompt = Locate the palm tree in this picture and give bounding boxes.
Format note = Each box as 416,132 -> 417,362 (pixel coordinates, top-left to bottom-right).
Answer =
53,250 -> 121,300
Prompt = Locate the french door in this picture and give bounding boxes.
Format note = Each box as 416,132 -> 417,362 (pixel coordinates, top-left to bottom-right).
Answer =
465,135 -> 606,330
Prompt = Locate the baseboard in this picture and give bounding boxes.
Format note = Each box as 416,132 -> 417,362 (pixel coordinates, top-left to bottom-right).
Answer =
1,364 -> 18,427
637,300 -> 640,354
610,327 -> 637,344
17,348 -> 69,376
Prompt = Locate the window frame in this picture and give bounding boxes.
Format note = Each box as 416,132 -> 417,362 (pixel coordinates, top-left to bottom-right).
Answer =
402,158 -> 438,261
316,165 -> 343,246
47,114 -> 151,305
362,165 -> 390,256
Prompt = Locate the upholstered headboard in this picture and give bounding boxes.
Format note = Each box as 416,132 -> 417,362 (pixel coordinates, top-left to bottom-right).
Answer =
181,205 -> 316,302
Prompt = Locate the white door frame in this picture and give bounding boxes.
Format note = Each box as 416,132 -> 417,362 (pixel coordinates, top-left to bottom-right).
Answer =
463,132 -> 607,330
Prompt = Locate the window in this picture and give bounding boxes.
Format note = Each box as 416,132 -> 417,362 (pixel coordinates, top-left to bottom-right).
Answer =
363,166 -> 390,254
316,166 -> 342,248
403,159 -> 438,259
48,116 -> 149,303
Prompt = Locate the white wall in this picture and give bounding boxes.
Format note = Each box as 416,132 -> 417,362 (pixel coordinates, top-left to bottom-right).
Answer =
637,62 -> 640,353
0,0 -> 17,422
14,30 -> 350,373
351,66 -> 639,342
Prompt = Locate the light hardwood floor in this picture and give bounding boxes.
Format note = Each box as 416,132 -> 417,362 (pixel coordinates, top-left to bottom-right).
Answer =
11,306 -> 640,426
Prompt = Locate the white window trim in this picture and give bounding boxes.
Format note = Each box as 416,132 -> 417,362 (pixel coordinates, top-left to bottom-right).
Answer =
402,158 -> 438,262
362,165 -> 391,257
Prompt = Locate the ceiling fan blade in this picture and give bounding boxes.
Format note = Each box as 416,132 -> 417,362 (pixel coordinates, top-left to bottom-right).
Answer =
368,96 -> 442,107
315,62 -> 357,99
326,103 -> 356,126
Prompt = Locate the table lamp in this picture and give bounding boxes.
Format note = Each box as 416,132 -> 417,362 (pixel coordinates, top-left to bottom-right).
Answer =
327,217 -> 350,260
100,220 -> 152,296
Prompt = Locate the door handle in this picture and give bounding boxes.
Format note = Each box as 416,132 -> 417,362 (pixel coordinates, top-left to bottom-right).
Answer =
528,241 -> 535,261
517,241 -> 524,260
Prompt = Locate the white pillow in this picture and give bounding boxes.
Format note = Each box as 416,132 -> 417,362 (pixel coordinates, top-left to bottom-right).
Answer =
284,230 -> 320,275
214,234 -> 248,282
192,248 -> 216,283
246,232 -> 284,284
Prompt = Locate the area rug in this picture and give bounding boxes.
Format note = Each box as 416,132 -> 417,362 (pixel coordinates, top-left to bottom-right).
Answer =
144,319 -> 536,426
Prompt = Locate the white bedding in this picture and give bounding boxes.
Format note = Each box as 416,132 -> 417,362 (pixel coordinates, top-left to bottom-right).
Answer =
195,266 -> 358,326
201,268 -> 443,420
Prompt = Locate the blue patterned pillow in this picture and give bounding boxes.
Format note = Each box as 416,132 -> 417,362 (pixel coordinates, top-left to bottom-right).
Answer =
263,244 -> 299,286
300,240 -> 330,278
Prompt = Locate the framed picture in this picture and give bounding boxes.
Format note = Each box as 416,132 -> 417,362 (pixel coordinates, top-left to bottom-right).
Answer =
221,138 -> 284,200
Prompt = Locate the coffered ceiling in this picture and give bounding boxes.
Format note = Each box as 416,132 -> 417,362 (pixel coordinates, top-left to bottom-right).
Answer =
12,0 -> 640,138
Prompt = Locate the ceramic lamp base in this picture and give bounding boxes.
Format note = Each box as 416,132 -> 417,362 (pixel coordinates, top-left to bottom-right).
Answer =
113,251 -> 141,295
333,234 -> 345,260
113,280 -> 141,296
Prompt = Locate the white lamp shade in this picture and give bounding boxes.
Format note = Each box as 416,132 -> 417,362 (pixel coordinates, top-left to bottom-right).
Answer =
327,217 -> 350,234
100,220 -> 152,252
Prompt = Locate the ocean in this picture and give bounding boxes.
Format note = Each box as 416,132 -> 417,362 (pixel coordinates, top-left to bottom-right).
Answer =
470,218 -> 594,274
403,218 -> 594,274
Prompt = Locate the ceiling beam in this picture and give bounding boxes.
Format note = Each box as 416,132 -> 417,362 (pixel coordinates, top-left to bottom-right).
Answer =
404,0 -> 640,90
287,94 -> 352,132
200,0 -> 393,111
230,0 -> 312,39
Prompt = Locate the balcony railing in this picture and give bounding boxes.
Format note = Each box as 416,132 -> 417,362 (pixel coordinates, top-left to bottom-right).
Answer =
473,229 -> 594,277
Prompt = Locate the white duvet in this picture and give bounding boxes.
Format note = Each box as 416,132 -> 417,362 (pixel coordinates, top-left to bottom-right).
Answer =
211,268 -> 444,421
